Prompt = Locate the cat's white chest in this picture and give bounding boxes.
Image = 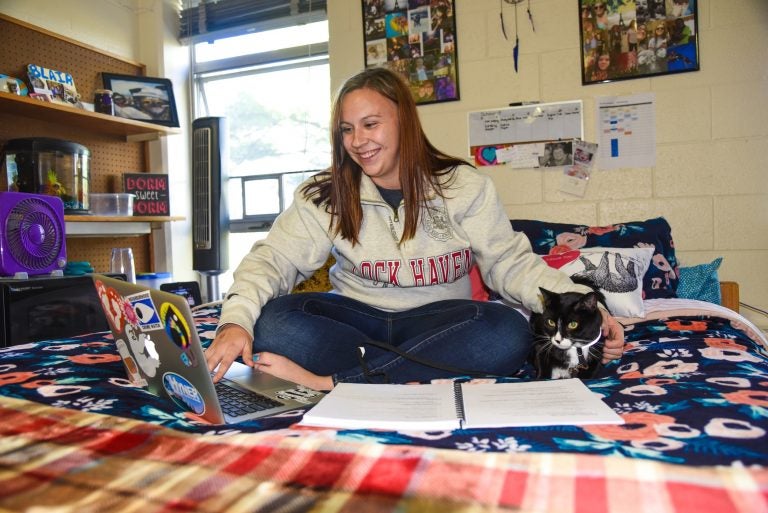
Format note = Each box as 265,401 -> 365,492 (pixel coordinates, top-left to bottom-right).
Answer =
551,366 -> 573,379
551,347 -> 581,379
564,346 -> 581,368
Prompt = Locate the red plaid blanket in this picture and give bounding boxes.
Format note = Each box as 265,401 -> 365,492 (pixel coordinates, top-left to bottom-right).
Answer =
0,396 -> 765,513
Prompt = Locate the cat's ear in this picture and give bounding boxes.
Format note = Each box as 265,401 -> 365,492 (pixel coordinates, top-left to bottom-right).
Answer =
577,291 -> 600,311
539,287 -> 556,306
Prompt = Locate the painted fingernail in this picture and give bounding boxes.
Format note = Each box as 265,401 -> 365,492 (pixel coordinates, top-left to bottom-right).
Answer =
252,354 -> 260,362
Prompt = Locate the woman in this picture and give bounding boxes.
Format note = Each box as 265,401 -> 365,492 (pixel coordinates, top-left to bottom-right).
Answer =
550,143 -> 573,167
648,21 -> 668,57
205,68 -> 624,390
590,52 -> 611,81
593,2 -> 609,29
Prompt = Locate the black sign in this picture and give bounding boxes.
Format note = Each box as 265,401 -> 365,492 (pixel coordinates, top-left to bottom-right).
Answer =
123,173 -> 170,216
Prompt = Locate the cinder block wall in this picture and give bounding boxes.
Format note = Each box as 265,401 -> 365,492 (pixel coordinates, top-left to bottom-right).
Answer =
5,0 -> 766,327
329,0 -> 768,328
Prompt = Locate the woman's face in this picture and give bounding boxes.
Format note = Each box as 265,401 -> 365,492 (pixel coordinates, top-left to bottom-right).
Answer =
340,87 -> 401,189
594,3 -> 606,15
598,54 -> 610,70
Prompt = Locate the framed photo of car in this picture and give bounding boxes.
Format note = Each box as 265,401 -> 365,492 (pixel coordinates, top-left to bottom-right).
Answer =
101,72 -> 179,127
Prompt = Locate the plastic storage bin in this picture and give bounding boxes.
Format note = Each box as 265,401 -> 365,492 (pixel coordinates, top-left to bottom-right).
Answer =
2,137 -> 90,213
136,272 -> 172,290
89,193 -> 135,216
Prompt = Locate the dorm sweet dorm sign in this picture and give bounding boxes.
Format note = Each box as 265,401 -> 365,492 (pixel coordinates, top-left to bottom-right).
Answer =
123,173 -> 170,216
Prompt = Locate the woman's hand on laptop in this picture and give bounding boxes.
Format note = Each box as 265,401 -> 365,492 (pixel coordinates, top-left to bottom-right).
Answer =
206,323 -> 254,383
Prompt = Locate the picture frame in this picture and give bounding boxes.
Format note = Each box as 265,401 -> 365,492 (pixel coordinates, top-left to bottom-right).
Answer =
362,0 -> 459,105
579,0 -> 699,85
101,72 -> 179,127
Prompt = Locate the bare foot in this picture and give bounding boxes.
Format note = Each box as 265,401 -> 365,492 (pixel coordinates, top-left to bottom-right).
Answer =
254,352 -> 334,391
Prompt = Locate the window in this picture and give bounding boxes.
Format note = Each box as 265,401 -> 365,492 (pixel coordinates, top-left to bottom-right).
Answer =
191,19 -> 331,233
190,15 -> 331,288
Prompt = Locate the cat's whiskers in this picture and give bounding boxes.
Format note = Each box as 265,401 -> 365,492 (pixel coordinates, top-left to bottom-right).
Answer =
531,335 -> 560,359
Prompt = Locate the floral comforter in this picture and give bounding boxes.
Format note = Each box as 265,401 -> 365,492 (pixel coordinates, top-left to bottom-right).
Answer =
0,300 -> 766,469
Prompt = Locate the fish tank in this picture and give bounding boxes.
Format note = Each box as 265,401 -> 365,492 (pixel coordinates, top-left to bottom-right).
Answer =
2,137 -> 90,213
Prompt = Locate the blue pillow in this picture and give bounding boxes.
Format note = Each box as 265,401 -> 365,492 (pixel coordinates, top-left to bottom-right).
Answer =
677,257 -> 723,305
510,217 -> 679,299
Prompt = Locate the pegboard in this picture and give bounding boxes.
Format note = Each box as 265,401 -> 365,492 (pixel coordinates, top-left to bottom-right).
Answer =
67,237 -> 149,274
0,15 -> 157,272
0,15 -> 144,108
0,114 -> 145,193
0,15 -> 147,193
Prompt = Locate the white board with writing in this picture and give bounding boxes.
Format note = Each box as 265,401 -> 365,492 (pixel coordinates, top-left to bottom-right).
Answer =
468,101 -> 584,151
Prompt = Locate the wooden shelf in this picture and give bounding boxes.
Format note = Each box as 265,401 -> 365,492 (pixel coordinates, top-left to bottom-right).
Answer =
64,215 -> 184,237
1,14 -> 181,272
65,215 -> 184,223
0,92 -> 181,141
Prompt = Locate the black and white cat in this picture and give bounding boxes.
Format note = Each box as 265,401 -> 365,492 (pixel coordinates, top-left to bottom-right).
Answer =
529,286 -> 606,380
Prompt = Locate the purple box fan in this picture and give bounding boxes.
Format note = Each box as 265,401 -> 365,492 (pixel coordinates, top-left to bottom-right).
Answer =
0,191 -> 67,277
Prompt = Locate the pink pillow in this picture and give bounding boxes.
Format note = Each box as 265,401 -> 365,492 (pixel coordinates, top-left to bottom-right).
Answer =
469,264 -> 490,301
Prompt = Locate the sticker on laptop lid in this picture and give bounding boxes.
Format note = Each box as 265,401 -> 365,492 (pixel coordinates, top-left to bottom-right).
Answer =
126,291 -> 162,331
115,339 -> 148,387
159,301 -> 198,367
95,279 -> 133,333
162,372 -> 205,415
123,324 -> 160,377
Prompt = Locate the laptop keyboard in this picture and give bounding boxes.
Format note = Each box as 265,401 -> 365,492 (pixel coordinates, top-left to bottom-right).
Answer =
215,380 -> 284,417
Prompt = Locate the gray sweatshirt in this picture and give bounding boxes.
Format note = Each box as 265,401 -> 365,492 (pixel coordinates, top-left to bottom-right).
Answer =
220,165 -> 588,337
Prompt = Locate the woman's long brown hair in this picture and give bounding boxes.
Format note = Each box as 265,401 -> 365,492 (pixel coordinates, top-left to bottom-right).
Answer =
302,67 -> 470,245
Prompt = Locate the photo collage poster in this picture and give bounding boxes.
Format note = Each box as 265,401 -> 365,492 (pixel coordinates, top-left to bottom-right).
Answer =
580,0 -> 699,85
363,0 -> 459,105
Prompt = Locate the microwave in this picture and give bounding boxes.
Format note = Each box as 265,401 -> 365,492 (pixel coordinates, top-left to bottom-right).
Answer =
0,274 -> 122,347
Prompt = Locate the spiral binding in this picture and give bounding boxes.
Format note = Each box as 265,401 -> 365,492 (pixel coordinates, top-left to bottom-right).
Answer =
453,381 -> 466,422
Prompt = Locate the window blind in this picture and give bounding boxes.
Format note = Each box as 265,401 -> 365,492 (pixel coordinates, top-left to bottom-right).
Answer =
179,0 -> 327,43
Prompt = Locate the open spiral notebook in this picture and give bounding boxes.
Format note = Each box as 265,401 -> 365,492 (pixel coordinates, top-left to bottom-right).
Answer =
300,378 -> 623,431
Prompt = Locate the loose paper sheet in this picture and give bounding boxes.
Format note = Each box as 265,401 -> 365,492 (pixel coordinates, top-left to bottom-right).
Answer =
560,140 -> 598,197
301,383 -> 460,431
596,93 -> 656,169
460,379 -> 623,428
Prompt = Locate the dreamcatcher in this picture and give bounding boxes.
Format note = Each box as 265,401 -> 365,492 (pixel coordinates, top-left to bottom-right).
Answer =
500,0 -> 535,72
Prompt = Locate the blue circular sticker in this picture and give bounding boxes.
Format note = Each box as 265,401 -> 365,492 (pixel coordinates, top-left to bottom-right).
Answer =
162,372 -> 205,415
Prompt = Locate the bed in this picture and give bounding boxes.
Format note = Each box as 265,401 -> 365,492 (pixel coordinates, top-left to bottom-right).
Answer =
1,217 -> 766,513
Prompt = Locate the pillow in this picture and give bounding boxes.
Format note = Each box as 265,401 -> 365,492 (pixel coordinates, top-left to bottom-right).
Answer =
511,217 -> 679,300
469,264 -> 490,302
677,257 -> 723,304
542,246 -> 655,317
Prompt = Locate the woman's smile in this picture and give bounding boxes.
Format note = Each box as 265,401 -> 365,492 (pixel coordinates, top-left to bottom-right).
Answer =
340,87 -> 401,189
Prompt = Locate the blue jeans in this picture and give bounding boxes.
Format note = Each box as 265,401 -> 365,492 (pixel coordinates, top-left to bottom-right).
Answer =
253,293 -> 532,384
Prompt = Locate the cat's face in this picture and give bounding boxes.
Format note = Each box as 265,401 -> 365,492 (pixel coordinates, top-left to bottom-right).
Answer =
532,288 -> 603,350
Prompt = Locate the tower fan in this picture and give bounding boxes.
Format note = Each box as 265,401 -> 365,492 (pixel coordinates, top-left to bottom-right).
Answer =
192,116 -> 229,302
0,192 -> 67,278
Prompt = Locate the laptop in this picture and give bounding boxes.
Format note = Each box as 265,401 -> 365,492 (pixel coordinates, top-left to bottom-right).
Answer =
91,274 -> 325,424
